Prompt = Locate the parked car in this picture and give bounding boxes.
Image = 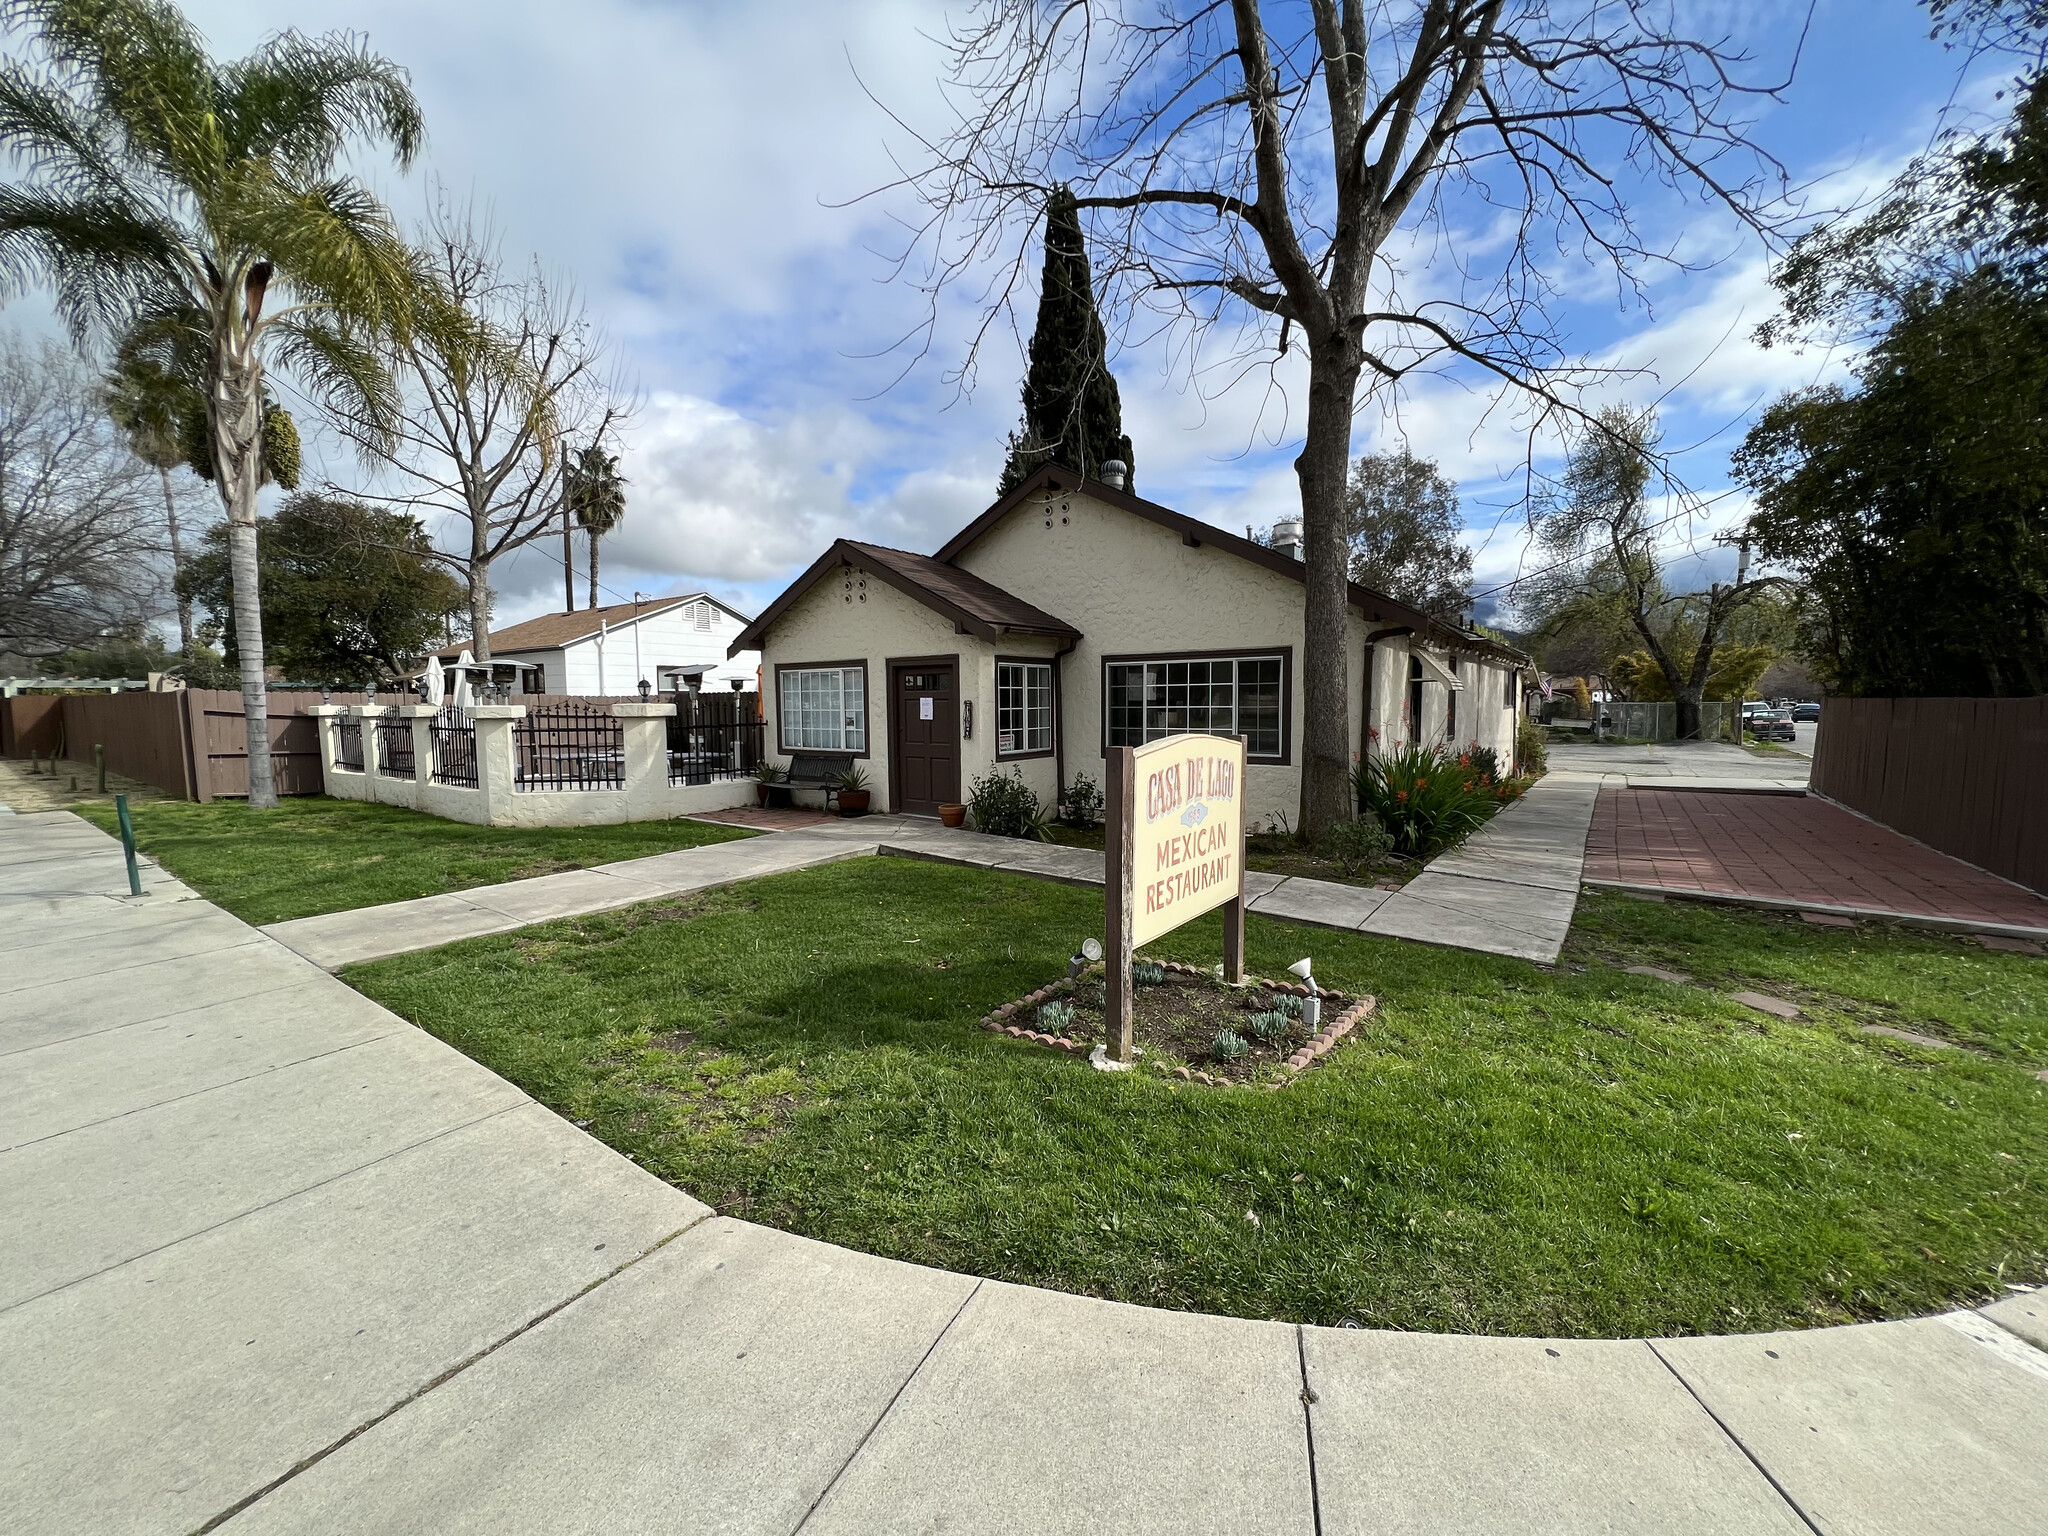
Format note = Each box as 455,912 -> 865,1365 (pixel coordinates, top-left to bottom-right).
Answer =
1792,701 -> 1821,722
1750,709 -> 1797,742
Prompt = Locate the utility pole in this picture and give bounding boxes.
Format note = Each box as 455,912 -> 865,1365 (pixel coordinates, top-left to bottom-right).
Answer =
561,457 -> 575,616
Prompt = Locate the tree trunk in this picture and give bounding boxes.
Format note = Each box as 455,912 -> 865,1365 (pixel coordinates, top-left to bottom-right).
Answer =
1294,345 -> 1365,841
470,554 -> 493,663
160,466 -> 192,651
587,532 -> 600,611
563,492 -> 576,615
1674,685 -> 1704,742
212,352 -> 275,809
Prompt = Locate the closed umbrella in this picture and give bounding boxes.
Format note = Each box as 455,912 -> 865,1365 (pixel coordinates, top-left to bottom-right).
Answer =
451,650 -> 474,710
422,654 -> 445,707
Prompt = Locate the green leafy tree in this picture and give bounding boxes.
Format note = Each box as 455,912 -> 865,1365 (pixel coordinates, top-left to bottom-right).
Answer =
566,441 -> 626,610
1343,450 -> 1473,619
182,494 -> 469,686
1739,58 -> 2048,697
0,0 -> 436,804
998,186 -> 1132,495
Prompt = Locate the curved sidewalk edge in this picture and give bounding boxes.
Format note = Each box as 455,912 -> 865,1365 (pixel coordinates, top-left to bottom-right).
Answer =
6,808 -> 2046,1535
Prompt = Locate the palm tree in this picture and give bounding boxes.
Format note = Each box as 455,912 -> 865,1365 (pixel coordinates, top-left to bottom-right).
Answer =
0,0 -> 433,806
99,345 -> 193,649
566,442 -> 626,610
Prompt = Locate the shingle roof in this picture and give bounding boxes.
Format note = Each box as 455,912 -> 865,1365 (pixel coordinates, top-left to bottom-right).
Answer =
730,540 -> 1079,655
435,593 -> 739,659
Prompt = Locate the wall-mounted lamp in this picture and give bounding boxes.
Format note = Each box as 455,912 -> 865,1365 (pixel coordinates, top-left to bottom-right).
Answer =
637,678 -> 651,700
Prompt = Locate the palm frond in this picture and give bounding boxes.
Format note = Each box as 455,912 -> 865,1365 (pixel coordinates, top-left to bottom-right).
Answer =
225,168 -> 416,326
267,310 -> 398,450
220,29 -> 422,179
0,183 -> 183,339
0,57 -> 135,202
4,0 -> 220,188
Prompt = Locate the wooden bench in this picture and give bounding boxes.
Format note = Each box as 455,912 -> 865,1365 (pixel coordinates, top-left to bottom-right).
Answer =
784,753 -> 846,810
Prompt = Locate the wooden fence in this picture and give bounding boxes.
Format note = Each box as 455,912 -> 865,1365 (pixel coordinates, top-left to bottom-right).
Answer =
1811,696 -> 2048,895
0,689 -> 366,800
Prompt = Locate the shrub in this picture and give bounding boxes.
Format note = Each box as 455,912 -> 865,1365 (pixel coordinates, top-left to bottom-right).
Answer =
1245,1010 -> 1291,1043
1211,1029 -> 1249,1062
967,766 -> 1049,840
1061,771 -> 1103,827
1038,999 -> 1076,1035
1316,815 -> 1392,878
1354,743 -> 1498,859
1516,718 -> 1548,776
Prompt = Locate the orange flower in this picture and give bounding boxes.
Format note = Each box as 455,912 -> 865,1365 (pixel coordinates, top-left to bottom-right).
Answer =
1416,777 -> 1428,788
1395,789 -> 1409,804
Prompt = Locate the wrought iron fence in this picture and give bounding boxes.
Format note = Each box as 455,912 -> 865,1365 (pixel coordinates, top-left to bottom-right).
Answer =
375,713 -> 415,780
666,692 -> 763,784
431,705 -> 477,787
336,716 -> 364,772
515,701 -> 622,791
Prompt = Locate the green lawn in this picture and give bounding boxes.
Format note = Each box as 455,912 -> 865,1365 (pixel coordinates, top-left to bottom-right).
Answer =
343,857 -> 2048,1338
76,796 -> 755,925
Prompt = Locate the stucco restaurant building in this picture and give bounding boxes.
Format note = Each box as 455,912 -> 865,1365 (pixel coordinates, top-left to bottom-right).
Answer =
730,464 -> 1535,825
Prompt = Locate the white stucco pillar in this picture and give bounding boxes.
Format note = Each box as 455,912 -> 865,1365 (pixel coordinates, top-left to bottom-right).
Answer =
392,704 -> 436,809
470,705 -> 527,826
351,703 -> 384,779
613,701 -> 676,822
305,704 -> 344,778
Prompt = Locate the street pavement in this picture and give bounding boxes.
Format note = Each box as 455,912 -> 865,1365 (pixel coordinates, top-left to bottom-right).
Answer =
4,804 -> 2047,1534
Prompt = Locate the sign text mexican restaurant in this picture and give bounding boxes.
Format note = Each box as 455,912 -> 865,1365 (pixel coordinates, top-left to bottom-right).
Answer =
1131,735 -> 1244,947
1102,732 -> 1248,1066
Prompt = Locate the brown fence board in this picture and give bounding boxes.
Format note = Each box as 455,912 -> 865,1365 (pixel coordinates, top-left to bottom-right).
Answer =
1,695 -> 66,758
1814,697 -> 2048,896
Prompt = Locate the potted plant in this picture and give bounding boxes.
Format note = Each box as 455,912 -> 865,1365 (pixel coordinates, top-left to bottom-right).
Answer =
938,800 -> 967,827
836,762 -> 871,816
755,759 -> 789,808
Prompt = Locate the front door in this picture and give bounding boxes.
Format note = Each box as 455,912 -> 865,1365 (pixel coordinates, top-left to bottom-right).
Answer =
890,659 -> 960,816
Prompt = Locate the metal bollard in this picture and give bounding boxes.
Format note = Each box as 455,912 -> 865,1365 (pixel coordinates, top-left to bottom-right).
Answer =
95,742 -> 106,792
115,793 -> 141,896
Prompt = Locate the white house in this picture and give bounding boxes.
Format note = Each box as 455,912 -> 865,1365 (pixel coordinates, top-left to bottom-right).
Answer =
731,464 -> 1534,824
440,593 -> 760,697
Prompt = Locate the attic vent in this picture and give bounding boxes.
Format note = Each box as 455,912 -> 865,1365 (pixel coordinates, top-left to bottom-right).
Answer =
695,603 -> 712,631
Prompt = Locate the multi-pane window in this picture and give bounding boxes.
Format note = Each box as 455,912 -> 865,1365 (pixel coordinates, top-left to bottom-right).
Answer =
779,665 -> 866,751
1104,654 -> 1285,759
996,662 -> 1054,756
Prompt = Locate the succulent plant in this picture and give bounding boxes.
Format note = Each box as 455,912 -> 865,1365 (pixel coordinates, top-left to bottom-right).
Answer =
1133,961 -> 1168,987
1211,1029 -> 1249,1062
1245,1010 -> 1291,1043
1038,999 -> 1077,1035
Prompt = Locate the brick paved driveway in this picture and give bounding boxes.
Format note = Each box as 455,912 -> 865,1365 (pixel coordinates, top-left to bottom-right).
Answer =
1585,788 -> 2048,931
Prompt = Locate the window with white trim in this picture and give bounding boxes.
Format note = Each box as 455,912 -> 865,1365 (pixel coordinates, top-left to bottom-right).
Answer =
996,662 -> 1054,756
1104,654 -> 1285,760
779,665 -> 866,751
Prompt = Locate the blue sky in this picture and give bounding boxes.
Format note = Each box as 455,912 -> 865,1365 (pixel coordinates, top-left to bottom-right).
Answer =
20,1 -> 2019,633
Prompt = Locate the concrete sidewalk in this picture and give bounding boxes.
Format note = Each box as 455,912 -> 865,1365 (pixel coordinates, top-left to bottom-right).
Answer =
267,773 -> 1600,971
5,808 -> 2047,1535
1549,738 -> 1812,794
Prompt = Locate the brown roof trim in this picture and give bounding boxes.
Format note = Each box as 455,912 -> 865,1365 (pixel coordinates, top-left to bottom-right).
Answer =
936,462 -> 1530,667
729,538 -> 1080,658
435,591 -> 752,660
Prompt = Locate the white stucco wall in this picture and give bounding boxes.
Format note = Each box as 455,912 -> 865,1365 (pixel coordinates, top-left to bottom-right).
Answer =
954,486 -> 1379,831
757,564 -> 1067,815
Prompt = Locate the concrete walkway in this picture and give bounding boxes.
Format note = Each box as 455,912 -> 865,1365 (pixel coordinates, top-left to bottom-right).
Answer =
267,773 -> 1600,971
1549,738 -> 1812,794
5,808 -> 2047,1535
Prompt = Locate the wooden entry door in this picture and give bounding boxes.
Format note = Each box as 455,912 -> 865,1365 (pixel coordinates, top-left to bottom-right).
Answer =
890,659 -> 960,816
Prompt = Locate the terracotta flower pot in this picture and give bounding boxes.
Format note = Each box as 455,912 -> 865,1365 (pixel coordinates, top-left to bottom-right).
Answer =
755,782 -> 771,806
938,802 -> 967,827
839,789 -> 871,816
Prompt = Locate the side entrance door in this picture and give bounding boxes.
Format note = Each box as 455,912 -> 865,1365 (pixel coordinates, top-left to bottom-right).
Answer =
889,658 -> 960,817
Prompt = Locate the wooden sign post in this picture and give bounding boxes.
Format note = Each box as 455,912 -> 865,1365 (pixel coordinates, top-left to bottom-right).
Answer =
1103,733 -> 1249,1065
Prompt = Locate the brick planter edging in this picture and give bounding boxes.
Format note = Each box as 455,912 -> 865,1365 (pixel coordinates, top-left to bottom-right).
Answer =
976,959 -> 1375,1087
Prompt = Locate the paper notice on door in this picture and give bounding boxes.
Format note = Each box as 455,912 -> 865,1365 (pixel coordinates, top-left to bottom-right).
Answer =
920,696 -> 934,720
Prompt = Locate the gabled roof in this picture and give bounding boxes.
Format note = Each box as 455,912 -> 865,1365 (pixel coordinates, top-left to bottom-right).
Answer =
437,592 -> 750,660
729,539 -> 1079,657
941,463 -> 1530,666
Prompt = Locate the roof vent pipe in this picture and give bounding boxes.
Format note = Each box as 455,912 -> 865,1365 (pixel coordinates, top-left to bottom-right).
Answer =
1098,459 -> 1127,491
1272,518 -> 1304,561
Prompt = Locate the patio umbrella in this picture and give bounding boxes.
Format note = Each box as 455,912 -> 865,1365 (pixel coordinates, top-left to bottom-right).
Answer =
422,654 -> 445,707
451,650 -> 474,710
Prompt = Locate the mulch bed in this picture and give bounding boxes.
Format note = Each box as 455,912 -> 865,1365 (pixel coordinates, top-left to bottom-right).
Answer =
979,960 -> 1375,1088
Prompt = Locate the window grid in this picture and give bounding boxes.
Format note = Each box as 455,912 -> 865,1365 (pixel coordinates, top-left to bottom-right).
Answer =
1105,655 -> 1284,758
996,662 -> 1053,755
779,666 -> 865,751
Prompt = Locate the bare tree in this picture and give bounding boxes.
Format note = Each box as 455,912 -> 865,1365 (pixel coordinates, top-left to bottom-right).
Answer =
340,200 -> 636,658
878,1 -> 1797,836
0,333 -> 164,658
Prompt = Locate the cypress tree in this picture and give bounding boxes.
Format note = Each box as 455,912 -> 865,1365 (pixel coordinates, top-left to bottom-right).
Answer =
999,186 -> 1134,495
